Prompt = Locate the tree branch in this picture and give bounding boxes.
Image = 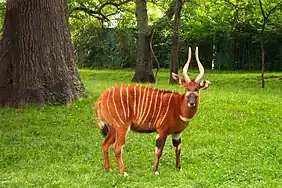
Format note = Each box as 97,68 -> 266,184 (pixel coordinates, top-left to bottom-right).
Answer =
98,0 -> 133,12
150,30 -> 160,82
258,0 -> 266,19
223,0 -> 247,10
265,2 -> 282,20
258,0 -> 266,33
71,6 -> 110,22
70,0 -> 133,22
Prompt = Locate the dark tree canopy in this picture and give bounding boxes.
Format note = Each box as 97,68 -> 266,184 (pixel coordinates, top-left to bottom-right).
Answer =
0,0 -> 86,107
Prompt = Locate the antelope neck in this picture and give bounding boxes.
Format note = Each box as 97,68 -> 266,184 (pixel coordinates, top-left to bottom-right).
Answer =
179,94 -> 197,122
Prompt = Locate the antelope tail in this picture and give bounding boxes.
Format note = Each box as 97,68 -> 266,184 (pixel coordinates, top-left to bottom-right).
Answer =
94,98 -> 108,137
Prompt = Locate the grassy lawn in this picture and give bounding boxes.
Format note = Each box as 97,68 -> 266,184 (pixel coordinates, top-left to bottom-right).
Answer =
0,69 -> 281,187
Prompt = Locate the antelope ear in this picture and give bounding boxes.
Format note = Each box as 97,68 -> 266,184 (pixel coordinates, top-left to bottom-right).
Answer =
200,80 -> 211,90
172,73 -> 183,85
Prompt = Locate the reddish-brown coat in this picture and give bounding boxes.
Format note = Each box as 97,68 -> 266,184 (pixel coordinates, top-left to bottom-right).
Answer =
97,84 -> 198,134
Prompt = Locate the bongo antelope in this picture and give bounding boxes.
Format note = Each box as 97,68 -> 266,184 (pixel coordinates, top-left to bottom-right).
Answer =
94,47 -> 210,176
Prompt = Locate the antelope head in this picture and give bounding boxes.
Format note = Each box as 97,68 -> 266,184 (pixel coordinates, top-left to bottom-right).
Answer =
172,47 -> 211,109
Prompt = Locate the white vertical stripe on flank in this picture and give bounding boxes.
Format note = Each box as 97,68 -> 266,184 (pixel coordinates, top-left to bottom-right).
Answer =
133,86 -> 137,117
107,88 -> 120,127
140,88 -> 155,125
149,90 -> 159,128
138,87 -> 150,124
137,87 -> 147,122
152,91 -> 164,127
106,88 -> 113,118
126,85 -> 129,119
120,86 -> 127,120
113,87 -> 125,125
159,92 -> 174,126
136,86 -> 142,122
113,118 -> 121,128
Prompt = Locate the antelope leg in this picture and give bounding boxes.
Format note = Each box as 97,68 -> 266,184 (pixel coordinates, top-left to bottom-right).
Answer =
152,133 -> 167,176
172,133 -> 182,169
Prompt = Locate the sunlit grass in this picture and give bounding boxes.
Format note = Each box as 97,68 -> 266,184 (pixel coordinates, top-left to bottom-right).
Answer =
0,69 -> 281,187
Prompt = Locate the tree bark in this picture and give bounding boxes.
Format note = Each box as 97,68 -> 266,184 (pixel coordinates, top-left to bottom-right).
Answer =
0,0 -> 87,107
260,36 -> 265,88
169,0 -> 183,84
132,0 -> 155,83
258,0 -> 266,88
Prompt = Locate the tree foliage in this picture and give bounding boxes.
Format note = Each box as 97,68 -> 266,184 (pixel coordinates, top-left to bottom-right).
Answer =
67,0 -> 282,71
74,25 -> 137,68
0,1 -> 5,34
2,0 -> 280,70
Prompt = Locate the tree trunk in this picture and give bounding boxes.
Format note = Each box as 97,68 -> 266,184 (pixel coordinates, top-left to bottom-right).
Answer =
260,35 -> 265,88
169,0 -> 183,84
132,0 -> 155,83
0,0 -> 86,107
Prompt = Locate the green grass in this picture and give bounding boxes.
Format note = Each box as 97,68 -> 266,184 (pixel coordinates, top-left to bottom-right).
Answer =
1,69 -> 281,187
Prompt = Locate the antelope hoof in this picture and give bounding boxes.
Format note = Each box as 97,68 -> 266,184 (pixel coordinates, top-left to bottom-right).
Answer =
123,172 -> 128,177
154,171 -> 160,176
105,168 -> 113,172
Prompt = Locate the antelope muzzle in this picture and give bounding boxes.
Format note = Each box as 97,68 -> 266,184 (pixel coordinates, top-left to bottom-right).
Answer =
187,93 -> 197,108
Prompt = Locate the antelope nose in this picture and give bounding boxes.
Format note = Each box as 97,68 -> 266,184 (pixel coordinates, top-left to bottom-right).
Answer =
188,102 -> 195,108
